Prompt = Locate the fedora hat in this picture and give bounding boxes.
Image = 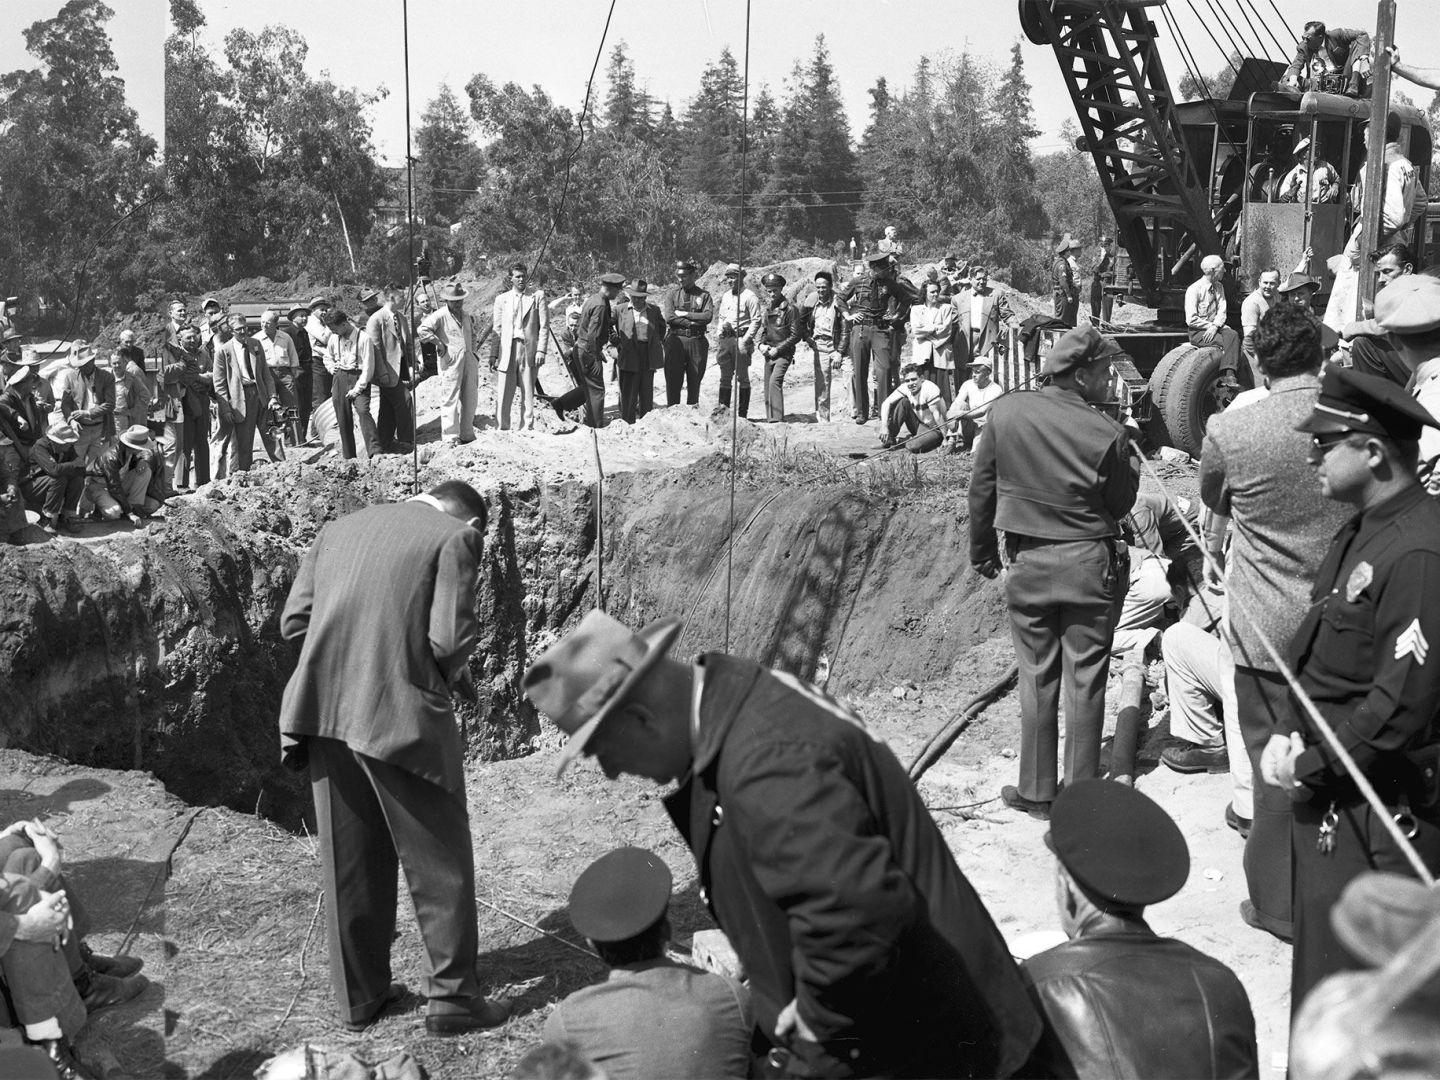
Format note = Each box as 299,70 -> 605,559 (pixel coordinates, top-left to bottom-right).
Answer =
439,283 -> 467,302
5,365 -> 36,390
522,610 -> 683,775
1332,872 -> 1440,967
628,278 -> 649,298
46,421 -> 79,445
286,304 -> 310,320
69,343 -> 96,368
308,295 -> 331,310
119,424 -> 153,452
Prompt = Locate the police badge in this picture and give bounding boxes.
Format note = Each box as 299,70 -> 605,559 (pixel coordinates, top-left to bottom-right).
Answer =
1346,561 -> 1373,603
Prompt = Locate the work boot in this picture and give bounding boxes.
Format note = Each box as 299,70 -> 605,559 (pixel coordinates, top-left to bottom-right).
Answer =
79,941 -> 144,979
1160,743 -> 1229,774
737,388 -> 751,418
718,384 -> 731,410
425,996 -> 511,1036
75,965 -> 149,1013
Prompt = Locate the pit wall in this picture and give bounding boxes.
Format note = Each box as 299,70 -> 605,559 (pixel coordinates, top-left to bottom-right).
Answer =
0,455 -> 1005,825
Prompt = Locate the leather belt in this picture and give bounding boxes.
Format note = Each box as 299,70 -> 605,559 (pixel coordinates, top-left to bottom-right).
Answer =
671,327 -> 705,338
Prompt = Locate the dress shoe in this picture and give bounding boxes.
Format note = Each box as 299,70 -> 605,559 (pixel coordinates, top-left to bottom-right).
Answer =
1239,899 -> 1293,943
425,997 -> 510,1036
344,981 -> 407,1032
78,967 -> 149,1012
1160,743 -> 1229,774
29,1038 -> 98,1080
79,941 -> 144,978
1225,803 -> 1252,839
1000,785 -> 1052,821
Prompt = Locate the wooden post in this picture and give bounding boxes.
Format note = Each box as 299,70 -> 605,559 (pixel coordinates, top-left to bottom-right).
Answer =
1356,0 -> 1397,318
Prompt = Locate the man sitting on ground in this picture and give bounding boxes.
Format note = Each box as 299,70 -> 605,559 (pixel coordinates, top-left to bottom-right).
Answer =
543,847 -> 751,1080
879,362 -> 946,448
947,357 -> 1004,452
1021,781 -> 1259,1079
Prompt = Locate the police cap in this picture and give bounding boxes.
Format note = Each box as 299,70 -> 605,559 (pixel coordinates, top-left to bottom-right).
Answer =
598,272 -> 626,287
761,272 -> 786,288
567,846 -> 672,943
1045,779 -> 1189,908
675,259 -> 698,272
1374,273 -> 1440,335
1042,325 -> 1107,376
1296,364 -> 1439,441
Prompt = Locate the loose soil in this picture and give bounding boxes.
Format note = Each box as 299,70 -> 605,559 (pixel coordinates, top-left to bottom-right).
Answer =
0,307 -> 1291,1079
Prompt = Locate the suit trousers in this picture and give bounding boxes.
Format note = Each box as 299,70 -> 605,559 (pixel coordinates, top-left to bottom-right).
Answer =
309,737 -> 482,1022
376,383 -> 414,447
0,865 -> 86,1036
664,335 -> 708,406
1291,796 -> 1440,1010
311,358 -> 334,409
850,325 -> 894,421
1188,326 -> 1242,379
1005,537 -> 1123,802
166,411 -> 210,487
1233,664 -> 1295,937
331,370 -> 379,460
1053,293 -> 1079,328
554,353 -> 608,428
22,471 -> 84,520
495,343 -> 534,430
617,369 -> 652,424
812,345 -> 841,421
763,350 -> 793,422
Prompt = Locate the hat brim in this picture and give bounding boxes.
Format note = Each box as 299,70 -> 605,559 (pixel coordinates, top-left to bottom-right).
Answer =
49,431 -> 79,445
120,435 -> 153,452
555,616 -> 683,776
1295,410 -> 1354,435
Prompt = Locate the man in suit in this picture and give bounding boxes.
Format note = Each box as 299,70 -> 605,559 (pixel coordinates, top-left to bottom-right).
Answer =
1199,304 -> 1351,943
278,480 -> 509,1036
212,312 -> 280,473
523,611 -> 1042,1078
492,264 -> 549,431
363,288 -> 414,453
615,279 -> 663,424
953,268 -> 1013,388
552,273 -> 622,428
113,329 -> 151,434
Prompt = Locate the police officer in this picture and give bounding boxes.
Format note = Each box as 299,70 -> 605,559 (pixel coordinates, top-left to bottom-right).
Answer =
660,260 -> 714,407
969,325 -> 1140,819
1262,365 -> 1440,1009
756,273 -> 801,423
840,251 -> 921,424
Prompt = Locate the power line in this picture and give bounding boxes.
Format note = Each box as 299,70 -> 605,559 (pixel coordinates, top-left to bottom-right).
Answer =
723,0 -> 752,654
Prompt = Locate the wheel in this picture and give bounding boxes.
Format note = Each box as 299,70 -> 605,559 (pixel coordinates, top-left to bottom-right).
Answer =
1143,344 -> 1193,450
1160,345 -> 1233,458
1019,0 -> 1052,45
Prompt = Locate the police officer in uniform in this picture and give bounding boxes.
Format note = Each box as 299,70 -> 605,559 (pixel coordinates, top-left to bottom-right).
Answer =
756,272 -> 801,423
841,252 -> 921,424
660,260 -> 714,407
1263,365 -> 1440,1009
970,325 -> 1140,819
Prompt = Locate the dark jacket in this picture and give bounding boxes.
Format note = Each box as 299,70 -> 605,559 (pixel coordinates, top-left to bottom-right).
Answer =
27,437 -> 86,481
1021,914 -> 1258,1079
969,384 -> 1139,565
799,295 -> 852,356
86,443 -> 164,514
756,297 -> 802,359
840,272 -> 921,327
614,301 -> 664,373
577,293 -> 615,370
664,654 -> 1042,1078
0,387 -> 48,454
59,365 -> 117,441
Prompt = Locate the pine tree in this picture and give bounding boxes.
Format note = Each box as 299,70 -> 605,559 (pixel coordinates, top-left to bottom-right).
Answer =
414,84 -> 485,228
602,42 -> 651,136
680,48 -> 744,197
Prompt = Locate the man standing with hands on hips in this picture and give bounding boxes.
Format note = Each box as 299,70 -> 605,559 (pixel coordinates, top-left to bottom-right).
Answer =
970,326 -> 1139,819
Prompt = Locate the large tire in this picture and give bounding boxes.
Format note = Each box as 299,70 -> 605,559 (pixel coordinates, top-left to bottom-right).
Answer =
1145,345 -> 1194,451
1160,345 -> 1231,458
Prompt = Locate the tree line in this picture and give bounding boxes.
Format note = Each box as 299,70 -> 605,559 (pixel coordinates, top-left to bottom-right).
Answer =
2,0 -> 1129,336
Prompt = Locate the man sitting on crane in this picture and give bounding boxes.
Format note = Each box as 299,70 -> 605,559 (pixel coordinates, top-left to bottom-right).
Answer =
1282,21 -> 1372,97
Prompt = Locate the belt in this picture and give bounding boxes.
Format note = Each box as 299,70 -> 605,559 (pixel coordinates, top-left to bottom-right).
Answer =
671,327 -> 705,338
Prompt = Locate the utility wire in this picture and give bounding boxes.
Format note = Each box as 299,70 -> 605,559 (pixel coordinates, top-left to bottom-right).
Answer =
723,0 -> 752,654
1233,0 -> 1280,64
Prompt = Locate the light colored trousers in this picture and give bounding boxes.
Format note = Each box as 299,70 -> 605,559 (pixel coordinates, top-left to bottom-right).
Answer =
1162,620 -> 1253,818
440,354 -> 478,441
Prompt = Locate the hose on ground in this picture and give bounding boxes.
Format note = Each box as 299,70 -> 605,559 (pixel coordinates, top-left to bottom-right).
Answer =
907,663 -> 1019,782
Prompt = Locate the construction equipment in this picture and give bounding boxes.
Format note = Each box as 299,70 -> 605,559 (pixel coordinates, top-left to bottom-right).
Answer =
1022,0 -> 1432,456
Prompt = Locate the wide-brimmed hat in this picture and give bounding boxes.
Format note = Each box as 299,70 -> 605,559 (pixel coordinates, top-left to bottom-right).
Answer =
14,345 -> 40,367
308,295 -> 331,309
359,288 -> 380,306
522,610 -> 683,775
628,278 -> 649,299
5,365 -> 36,390
119,424 -> 153,452
1374,273 -> 1440,335
46,422 -> 79,445
1,328 -> 21,345
1332,872 -> 1440,967
69,343 -> 97,368
1278,272 -> 1321,294
568,847 -> 672,943
439,283 -> 467,302
1045,779 -> 1189,908
866,251 -> 893,266
286,304 -> 310,320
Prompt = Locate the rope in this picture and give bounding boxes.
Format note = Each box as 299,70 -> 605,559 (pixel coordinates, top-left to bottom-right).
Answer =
1162,7 -> 1245,160
722,0 -> 753,653
1132,447 -> 1436,885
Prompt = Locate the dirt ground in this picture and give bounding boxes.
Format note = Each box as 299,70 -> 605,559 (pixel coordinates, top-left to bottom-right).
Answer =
4,329 -> 1293,1078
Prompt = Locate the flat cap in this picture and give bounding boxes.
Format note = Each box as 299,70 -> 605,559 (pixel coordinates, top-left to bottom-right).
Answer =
723,263 -> 743,276
1297,364 -> 1439,440
598,272 -> 627,287
1332,872 -> 1440,967
761,272 -> 786,288
1045,779 -> 1189,908
568,846 -> 672,943
1374,273 -> 1440,335
1042,325 -> 1106,376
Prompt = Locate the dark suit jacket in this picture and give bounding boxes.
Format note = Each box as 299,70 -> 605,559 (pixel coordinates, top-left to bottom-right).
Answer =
666,655 -> 1041,1078
614,302 -> 664,373
59,366 -> 117,441
278,500 -> 482,796
952,287 -> 1012,365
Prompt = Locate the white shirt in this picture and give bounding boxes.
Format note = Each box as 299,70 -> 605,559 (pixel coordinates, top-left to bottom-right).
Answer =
717,289 -> 761,345
255,328 -> 299,370
948,379 -> 1003,424
1185,277 -> 1226,331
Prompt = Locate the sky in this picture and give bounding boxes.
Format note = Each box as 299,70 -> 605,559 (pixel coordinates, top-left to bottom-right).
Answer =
0,1 -> 1437,166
